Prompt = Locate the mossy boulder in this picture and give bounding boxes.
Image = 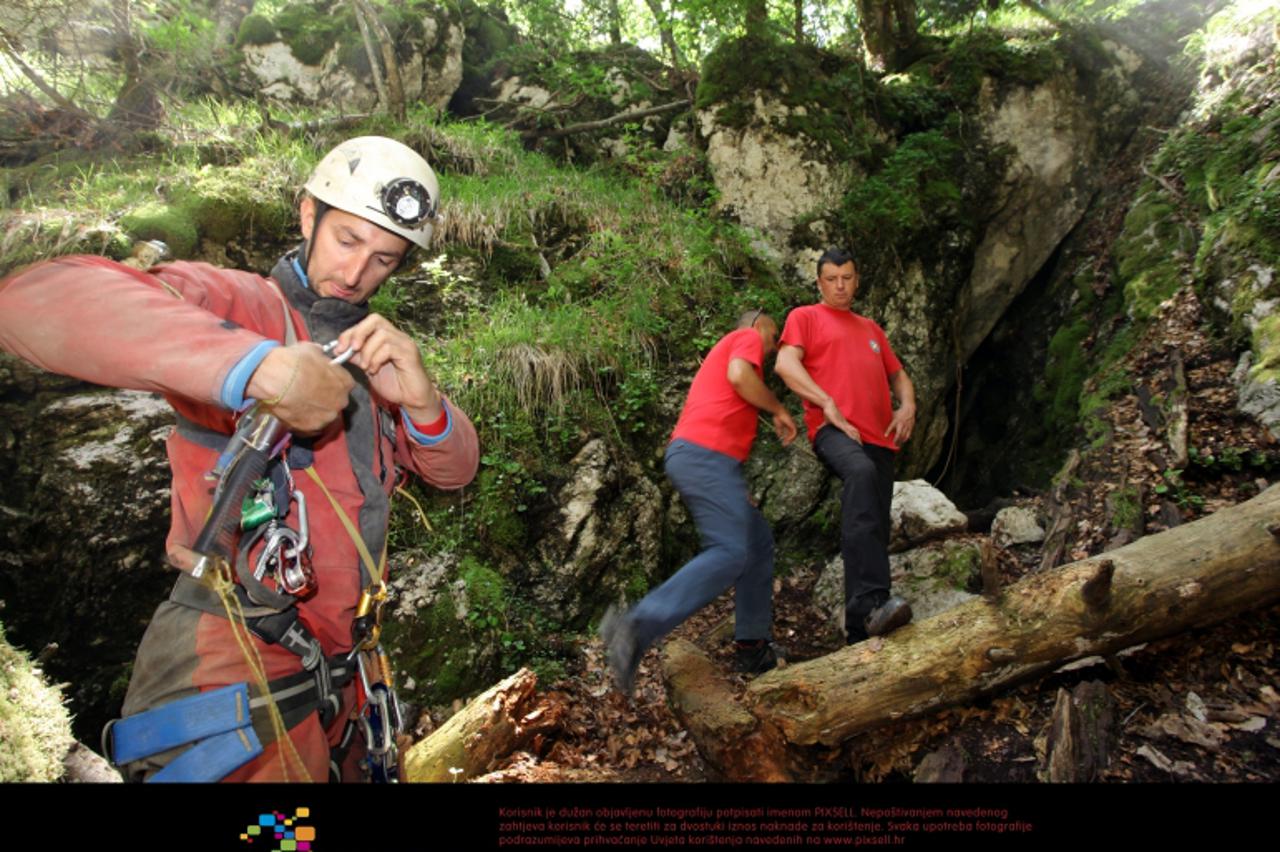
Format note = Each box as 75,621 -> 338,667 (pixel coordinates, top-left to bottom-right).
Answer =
382,553 -> 506,706
238,0 -> 465,112
0,621 -> 75,782
1236,311 -> 1280,439
695,30 -> 1157,476
235,13 -> 276,47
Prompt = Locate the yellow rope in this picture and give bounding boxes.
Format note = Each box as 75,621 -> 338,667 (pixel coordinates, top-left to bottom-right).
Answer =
208,566 -> 313,783
395,484 -> 433,533
303,466 -> 384,579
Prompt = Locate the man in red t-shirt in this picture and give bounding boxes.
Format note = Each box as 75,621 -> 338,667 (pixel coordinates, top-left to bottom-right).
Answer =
601,312 -> 798,694
776,248 -> 917,644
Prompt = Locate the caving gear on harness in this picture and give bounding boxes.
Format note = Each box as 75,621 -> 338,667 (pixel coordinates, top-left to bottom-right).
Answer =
304,136 -> 440,251
349,645 -> 404,783
104,335 -> 384,783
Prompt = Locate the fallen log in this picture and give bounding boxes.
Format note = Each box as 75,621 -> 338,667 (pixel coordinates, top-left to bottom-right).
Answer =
659,640 -> 792,781
743,483 -> 1280,751
403,668 -> 559,782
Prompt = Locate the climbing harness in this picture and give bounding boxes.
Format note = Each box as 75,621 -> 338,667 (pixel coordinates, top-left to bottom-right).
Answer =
105,317 -> 407,781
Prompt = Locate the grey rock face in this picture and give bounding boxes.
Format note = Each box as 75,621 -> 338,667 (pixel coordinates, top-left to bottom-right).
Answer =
0,357 -> 174,744
534,439 -> 662,623
242,12 -> 464,111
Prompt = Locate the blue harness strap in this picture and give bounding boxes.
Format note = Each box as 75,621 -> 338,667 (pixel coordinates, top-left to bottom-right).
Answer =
106,683 -> 263,781
150,727 -> 263,784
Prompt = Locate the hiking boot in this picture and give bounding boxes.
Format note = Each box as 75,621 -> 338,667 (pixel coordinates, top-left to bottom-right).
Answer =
864,594 -> 912,638
599,605 -> 643,697
734,640 -> 784,676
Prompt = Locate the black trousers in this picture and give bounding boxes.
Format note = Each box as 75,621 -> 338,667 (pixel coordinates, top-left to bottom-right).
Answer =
812,426 -> 896,640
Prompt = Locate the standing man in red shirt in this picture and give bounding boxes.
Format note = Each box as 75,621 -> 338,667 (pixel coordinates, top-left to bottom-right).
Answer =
602,311 -> 797,694
775,248 -> 917,645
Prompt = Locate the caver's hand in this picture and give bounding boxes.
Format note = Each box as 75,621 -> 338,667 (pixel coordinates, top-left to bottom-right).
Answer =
248,343 -> 354,433
337,313 -> 443,422
821,398 -> 861,444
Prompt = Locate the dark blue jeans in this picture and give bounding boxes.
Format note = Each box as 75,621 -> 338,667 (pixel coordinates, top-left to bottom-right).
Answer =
626,439 -> 774,653
812,426 -> 895,639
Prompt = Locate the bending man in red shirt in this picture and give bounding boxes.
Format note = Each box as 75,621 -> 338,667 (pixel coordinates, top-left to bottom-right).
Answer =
775,248 -> 917,644
602,312 -> 797,694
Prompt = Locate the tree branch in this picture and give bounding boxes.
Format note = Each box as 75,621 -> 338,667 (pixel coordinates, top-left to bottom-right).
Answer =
521,99 -> 690,140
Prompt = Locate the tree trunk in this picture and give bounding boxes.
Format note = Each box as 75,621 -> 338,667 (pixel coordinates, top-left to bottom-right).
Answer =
753,484 -> 1280,746
660,640 -> 793,781
744,0 -> 768,40
348,0 -> 405,121
607,0 -> 622,45
107,0 -> 163,131
643,0 -> 685,70
794,0 -> 805,42
668,485 -> 1280,776
402,668 -> 562,782
855,0 -> 919,71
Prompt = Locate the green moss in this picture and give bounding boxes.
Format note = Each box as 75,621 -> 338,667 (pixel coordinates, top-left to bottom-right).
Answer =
1250,313 -> 1280,385
839,127 -> 968,261
235,13 -> 276,46
696,35 -> 872,159
460,557 -> 507,621
120,203 -> 199,258
0,621 -> 74,782
272,3 -> 345,66
1107,485 -> 1141,532
935,543 -> 980,591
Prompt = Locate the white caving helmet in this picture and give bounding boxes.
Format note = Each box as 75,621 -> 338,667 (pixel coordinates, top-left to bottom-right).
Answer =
304,136 -> 440,251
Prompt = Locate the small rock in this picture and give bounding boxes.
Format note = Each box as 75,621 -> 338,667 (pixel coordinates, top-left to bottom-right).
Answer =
914,743 -> 965,783
890,480 -> 968,550
991,506 -> 1045,547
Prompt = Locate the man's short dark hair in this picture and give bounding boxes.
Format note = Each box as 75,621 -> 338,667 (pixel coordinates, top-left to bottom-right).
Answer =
737,309 -> 768,329
817,248 -> 856,276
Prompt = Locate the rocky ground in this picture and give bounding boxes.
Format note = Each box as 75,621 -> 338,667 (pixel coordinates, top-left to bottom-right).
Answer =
454,287 -> 1280,785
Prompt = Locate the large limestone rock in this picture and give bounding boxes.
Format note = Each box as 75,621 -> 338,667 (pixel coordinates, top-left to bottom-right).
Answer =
698,92 -> 849,268
239,2 -> 464,112
534,439 -> 662,623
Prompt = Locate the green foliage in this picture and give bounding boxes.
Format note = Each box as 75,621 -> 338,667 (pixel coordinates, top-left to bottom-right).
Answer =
839,128 -> 965,251
237,13 -> 279,46
696,34 -> 873,159
1107,485 -> 1141,532
1152,468 -> 1203,512
142,0 -> 217,54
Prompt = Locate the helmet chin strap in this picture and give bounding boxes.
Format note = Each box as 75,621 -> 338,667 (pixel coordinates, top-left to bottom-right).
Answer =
299,200 -> 331,283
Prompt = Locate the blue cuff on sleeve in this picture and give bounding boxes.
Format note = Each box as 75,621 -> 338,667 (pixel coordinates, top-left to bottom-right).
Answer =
402,402 -> 453,446
219,341 -> 280,411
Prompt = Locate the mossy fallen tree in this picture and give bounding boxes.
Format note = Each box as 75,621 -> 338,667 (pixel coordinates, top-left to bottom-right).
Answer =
664,485 -> 1280,777
403,668 -> 563,782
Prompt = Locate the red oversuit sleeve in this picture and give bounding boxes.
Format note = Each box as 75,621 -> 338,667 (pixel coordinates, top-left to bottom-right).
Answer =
394,398 -> 480,491
0,256 -> 283,407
